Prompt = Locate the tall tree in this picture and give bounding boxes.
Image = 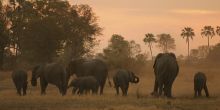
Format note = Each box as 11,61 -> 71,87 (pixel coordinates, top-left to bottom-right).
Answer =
201,26 -> 215,51
143,33 -> 156,60
157,33 -> 176,53
0,1 -> 9,69
181,27 -> 195,59
216,26 -> 220,36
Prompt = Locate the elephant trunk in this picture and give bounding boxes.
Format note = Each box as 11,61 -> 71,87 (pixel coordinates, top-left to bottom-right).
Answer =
133,76 -> 139,83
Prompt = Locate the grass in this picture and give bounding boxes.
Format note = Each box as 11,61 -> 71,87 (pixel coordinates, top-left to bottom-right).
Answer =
0,64 -> 220,110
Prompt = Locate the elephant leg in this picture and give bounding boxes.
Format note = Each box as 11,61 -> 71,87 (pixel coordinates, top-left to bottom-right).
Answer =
124,85 -> 129,96
78,87 -> 84,95
15,84 -> 21,96
72,87 -> 78,95
99,83 -> 104,95
121,86 -> 126,96
194,89 -> 198,98
115,86 -> 119,95
158,81 -> 163,97
17,87 -> 22,96
204,83 -> 209,97
40,79 -> 48,95
151,79 -> 158,96
23,82 -> 27,96
194,83 -> 198,97
198,89 -> 202,96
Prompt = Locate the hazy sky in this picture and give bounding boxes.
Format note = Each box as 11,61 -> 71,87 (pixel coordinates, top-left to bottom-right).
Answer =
69,0 -> 220,56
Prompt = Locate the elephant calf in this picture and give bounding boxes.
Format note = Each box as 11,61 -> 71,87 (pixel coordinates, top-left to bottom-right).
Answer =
11,70 -> 28,96
68,76 -> 99,95
113,69 -> 139,96
194,72 -> 209,97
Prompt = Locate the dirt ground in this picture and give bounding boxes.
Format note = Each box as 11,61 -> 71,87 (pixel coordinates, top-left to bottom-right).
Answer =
0,64 -> 220,110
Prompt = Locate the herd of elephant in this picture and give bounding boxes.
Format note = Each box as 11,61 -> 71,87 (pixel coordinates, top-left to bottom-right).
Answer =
11,53 -> 209,98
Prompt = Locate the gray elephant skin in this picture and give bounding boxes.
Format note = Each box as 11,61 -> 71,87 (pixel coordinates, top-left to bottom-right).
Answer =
152,53 -> 179,98
113,69 -> 139,96
194,72 -> 209,97
67,59 -> 109,95
11,70 -> 28,96
31,63 -> 70,95
68,76 -> 99,95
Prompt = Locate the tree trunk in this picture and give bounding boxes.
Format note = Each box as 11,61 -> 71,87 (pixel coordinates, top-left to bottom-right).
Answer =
208,36 -> 210,53
0,48 -> 4,70
188,41 -> 190,60
149,43 -> 153,60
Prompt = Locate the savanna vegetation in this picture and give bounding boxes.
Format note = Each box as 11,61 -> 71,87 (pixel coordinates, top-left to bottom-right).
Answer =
0,0 -> 220,110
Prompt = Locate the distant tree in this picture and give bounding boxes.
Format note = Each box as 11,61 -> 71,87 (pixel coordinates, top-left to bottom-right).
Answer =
197,45 -> 209,59
201,26 -> 215,51
206,43 -> 220,63
143,33 -> 156,60
103,34 -> 130,69
129,40 -> 141,58
103,34 -> 147,70
181,27 -> 195,59
216,26 -> 220,36
157,33 -> 176,52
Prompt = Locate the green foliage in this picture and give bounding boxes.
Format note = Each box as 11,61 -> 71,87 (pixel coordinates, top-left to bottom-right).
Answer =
156,33 -> 176,53
216,26 -> 220,36
1,0 -> 101,67
207,43 -> 220,63
181,27 -> 195,58
0,1 -> 10,69
143,33 -> 156,60
103,34 -> 148,71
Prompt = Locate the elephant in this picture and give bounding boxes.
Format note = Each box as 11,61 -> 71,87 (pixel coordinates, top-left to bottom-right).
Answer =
68,76 -> 99,95
31,63 -> 70,96
67,58 -> 110,95
11,70 -> 28,96
151,53 -> 179,98
113,69 -> 139,96
194,72 -> 209,98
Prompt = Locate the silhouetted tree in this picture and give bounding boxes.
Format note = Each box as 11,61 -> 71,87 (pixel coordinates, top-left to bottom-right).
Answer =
181,27 -> 195,59
103,34 -> 147,70
143,33 -> 156,60
157,33 -> 176,52
216,26 -> 220,36
201,26 -> 215,52
0,1 -> 9,69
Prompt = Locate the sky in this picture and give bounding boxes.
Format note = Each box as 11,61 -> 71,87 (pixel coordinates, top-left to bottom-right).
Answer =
69,0 -> 220,56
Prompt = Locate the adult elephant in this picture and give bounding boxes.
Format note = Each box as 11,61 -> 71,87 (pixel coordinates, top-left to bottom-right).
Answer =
31,63 -> 70,96
113,69 -> 139,96
67,58 -> 109,95
151,53 -> 179,98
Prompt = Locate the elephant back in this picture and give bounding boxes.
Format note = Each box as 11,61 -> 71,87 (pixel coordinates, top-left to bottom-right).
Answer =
154,53 -> 179,79
43,63 -> 69,86
12,70 -> 28,85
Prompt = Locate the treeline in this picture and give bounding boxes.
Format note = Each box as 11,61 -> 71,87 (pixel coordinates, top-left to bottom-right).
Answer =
0,0 -> 101,69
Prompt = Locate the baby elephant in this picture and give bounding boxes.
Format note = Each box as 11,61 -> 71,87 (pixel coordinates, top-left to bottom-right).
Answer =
113,69 -> 139,96
11,70 -> 28,96
194,72 -> 209,97
68,76 -> 99,95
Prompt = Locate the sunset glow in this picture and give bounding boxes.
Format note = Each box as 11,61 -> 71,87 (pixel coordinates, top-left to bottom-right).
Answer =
69,0 -> 220,55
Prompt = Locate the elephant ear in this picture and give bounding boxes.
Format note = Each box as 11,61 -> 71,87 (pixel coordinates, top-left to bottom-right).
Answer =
153,53 -> 163,68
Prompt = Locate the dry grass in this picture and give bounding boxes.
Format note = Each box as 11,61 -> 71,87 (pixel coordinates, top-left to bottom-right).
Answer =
0,64 -> 220,110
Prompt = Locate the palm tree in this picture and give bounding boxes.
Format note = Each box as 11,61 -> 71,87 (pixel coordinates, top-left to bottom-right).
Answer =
216,26 -> 220,36
201,26 -> 215,51
181,27 -> 195,58
143,33 -> 156,60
